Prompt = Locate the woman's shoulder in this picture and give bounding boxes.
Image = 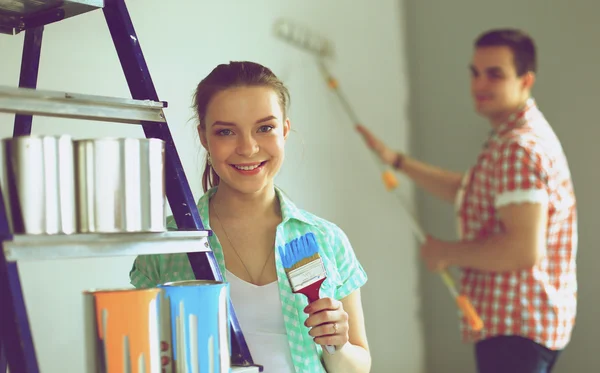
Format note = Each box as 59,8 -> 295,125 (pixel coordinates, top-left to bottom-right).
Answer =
276,188 -> 349,244
281,205 -> 355,259
282,202 -> 368,297
292,208 -> 345,236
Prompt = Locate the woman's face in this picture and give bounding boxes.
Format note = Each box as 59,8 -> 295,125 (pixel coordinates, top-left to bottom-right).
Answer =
199,86 -> 290,196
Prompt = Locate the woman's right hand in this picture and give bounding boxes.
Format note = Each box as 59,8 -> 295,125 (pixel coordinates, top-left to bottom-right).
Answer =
355,125 -> 399,166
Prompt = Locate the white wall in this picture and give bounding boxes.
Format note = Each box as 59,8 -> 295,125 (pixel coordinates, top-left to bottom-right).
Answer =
0,1 -> 423,372
404,0 -> 600,372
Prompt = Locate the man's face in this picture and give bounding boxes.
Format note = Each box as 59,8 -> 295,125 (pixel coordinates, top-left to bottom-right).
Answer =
470,46 -> 533,123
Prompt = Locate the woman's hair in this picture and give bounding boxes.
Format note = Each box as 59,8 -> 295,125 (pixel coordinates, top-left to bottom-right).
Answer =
193,61 -> 290,192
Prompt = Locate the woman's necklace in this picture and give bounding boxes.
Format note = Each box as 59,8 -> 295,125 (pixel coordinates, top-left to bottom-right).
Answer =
211,200 -> 273,285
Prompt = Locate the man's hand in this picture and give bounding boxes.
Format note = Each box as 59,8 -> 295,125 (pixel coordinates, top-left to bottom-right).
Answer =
355,125 -> 399,166
419,202 -> 548,272
420,235 -> 451,272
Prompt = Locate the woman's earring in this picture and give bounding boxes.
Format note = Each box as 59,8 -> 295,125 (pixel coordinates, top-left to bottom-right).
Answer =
207,153 -> 212,166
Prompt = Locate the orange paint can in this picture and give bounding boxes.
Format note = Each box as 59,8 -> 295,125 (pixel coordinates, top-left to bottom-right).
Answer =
83,288 -> 172,373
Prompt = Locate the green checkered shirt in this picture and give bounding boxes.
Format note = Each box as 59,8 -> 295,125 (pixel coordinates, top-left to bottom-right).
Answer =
129,186 -> 368,373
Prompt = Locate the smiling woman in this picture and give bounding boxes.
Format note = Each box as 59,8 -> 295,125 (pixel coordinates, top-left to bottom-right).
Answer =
129,61 -> 372,373
198,85 -> 289,196
192,64 -> 291,194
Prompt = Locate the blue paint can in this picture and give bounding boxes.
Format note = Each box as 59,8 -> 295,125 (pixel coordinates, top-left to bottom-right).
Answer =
160,280 -> 230,373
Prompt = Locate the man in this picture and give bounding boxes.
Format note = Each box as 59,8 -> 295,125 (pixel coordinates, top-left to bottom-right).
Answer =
357,29 -> 577,373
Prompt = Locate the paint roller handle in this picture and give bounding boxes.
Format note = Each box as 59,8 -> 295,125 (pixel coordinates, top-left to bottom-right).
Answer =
319,65 -> 402,193
382,170 -> 399,191
398,199 -> 484,331
456,294 -> 484,331
395,198 -> 426,245
317,66 -> 401,193
440,270 -> 484,331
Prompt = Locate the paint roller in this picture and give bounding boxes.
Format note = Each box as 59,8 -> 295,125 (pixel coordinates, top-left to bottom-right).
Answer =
273,18 -> 483,331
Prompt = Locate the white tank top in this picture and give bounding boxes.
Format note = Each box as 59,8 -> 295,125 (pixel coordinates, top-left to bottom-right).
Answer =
226,270 -> 296,373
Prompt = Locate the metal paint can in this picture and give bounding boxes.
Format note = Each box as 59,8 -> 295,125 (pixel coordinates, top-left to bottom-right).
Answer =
83,288 -> 172,373
160,280 -> 230,373
74,137 -> 166,233
1,135 -> 76,235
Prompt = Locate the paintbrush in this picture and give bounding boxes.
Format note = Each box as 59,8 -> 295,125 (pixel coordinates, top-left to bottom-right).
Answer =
279,232 -> 337,355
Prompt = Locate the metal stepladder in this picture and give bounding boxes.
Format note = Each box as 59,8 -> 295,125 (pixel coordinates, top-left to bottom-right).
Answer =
0,1 -> 259,372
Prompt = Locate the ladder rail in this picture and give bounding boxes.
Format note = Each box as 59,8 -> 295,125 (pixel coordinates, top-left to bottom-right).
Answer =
0,343 -> 5,373
0,184 -> 40,373
1,25 -> 43,373
13,26 -> 43,137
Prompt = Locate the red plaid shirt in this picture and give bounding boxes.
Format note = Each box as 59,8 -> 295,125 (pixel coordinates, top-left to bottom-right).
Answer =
455,98 -> 577,350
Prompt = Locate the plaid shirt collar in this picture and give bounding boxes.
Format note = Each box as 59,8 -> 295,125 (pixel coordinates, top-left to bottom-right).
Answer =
483,97 -> 537,149
495,97 -> 537,135
198,185 -> 317,227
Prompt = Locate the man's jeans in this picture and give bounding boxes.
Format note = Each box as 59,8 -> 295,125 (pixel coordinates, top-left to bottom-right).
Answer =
475,336 -> 562,373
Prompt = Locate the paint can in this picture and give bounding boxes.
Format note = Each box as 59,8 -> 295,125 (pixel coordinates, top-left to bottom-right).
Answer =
160,280 -> 230,373
83,288 -> 172,373
1,135 -> 76,234
74,137 -> 166,233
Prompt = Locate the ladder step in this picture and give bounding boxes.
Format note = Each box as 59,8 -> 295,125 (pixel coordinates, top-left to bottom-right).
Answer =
3,231 -> 211,262
0,0 -> 104,35
232,366 -> 262,373
0,85 -> 167,125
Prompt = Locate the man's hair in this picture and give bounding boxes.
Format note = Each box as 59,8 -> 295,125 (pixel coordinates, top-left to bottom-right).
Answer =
475,28 -> 537,76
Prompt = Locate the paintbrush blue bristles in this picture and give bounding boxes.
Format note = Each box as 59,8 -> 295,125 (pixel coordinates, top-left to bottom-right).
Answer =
279,232 -> 320,269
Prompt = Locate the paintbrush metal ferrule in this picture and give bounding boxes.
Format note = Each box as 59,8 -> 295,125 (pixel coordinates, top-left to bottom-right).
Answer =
287,259 -> 326,292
